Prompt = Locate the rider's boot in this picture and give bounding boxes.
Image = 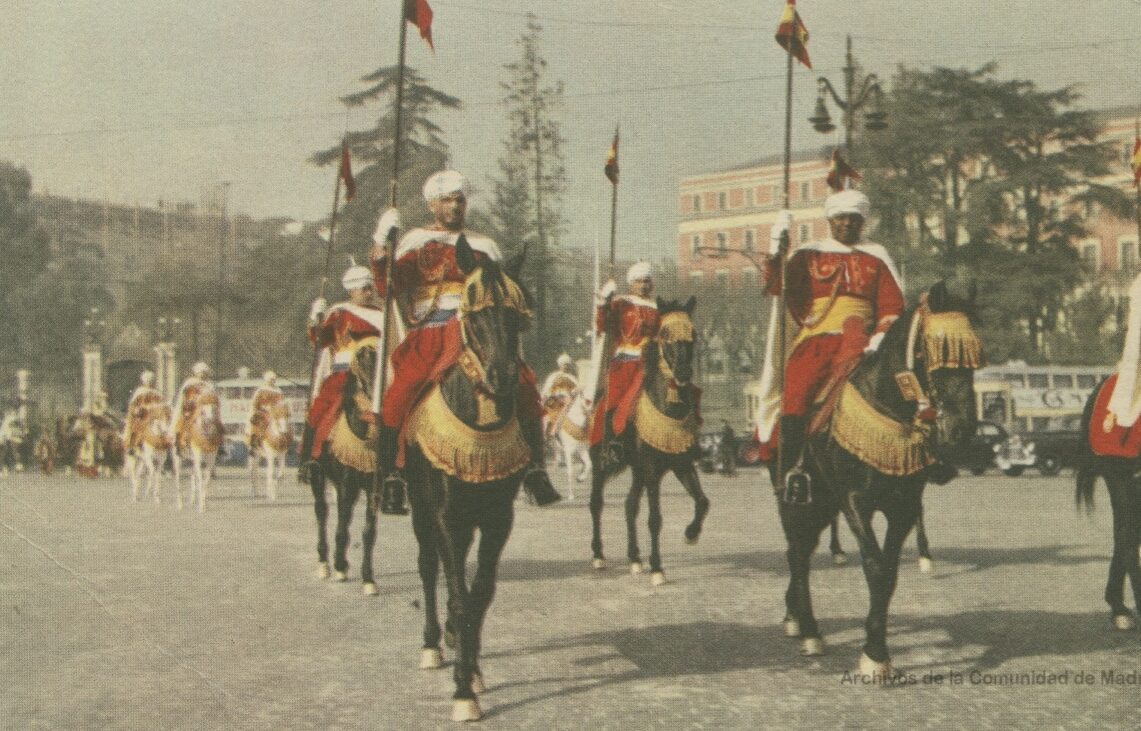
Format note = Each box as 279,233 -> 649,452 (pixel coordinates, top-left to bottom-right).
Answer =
602,413 -> 626,469
297,423 -> 319,483
378,424 -> 410,516
520,414 -> 561,506
778,414 -> 812,505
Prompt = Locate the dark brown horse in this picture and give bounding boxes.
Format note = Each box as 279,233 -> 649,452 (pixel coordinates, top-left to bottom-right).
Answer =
777,280 -> 980,678
588,297 -> 711,586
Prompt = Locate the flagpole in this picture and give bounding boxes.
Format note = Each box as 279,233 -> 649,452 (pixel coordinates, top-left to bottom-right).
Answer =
305,141 -> 346,409
775,17 -> 795,492
609,125 -> 620,276
373,2 -> 412,493
1135,119 -> 1140,261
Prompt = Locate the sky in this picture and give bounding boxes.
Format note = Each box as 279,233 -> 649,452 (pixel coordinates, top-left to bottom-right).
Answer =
2,1 -> 1141,261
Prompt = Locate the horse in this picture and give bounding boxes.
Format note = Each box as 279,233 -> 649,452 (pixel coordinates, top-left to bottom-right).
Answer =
174,391 -> 223,512
125,403 -> 175,504
776,280 -> 980,678
552,389 -> 593,499
1075,376 -> 1141,630
588,296 -> 711,587
249,397 -> 293,501
397,238 -> 539,722
0,412 -> 27,477
307,337 -> 383,594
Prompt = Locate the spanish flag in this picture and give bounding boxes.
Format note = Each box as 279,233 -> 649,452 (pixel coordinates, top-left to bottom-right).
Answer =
339,141 -> 356,202
826,149 -> 860,192
775,0 -> 811,69
405,0 -> 434,51
605,127 -> 620,184
1132,136 -> 1141,187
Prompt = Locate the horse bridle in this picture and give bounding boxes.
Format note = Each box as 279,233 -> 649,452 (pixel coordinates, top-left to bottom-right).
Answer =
456,268 -> 533,397
656,312 -> 695,404
897,301 -> 983,425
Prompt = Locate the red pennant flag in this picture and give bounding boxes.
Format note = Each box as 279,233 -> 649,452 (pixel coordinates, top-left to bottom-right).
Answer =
1132,136 -> 1141,187
604,127 -> 620,184
775,0 -> 811,69
339,142 -> 356,202
826,148 -> 861,192
405,0 -> 434,51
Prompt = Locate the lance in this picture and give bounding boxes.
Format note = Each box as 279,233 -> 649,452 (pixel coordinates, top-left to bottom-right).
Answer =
1135,118 -> 1140,265
774,8 -> 796,491
372,1 -> 412,494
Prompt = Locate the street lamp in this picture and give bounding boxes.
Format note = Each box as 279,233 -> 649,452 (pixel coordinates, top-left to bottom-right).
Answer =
83,307 -> 107,346
808,35 -> 887,162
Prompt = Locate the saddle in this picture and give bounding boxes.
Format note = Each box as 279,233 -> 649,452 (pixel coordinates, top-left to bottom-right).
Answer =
1089,375 -> 1141,458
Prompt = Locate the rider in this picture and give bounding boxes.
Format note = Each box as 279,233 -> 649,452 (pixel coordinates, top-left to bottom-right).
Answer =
171,362 -> 215,452
541,353 -> 580,439
123,370 -> 165,454
757,189 -> 905,491
247,370 -> 285,449
589,261 -> 661,465
297,264 -> 385,481
369,170 -> 560,510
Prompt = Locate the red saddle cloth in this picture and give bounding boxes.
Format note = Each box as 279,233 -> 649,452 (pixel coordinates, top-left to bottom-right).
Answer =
1089,374 -> 1141,458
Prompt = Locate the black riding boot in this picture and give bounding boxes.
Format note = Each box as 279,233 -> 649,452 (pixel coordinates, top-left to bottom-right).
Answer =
297,424 -> 320,484
601,412 -> 627,469
378,424 -> 409,516
778,415 -> 812,505
520,415 -> 561,506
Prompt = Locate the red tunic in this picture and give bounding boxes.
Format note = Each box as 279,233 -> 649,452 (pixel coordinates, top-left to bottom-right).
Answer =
305,305 -> 383,458
590,294 -> 661,445
1089,375 -> 1141,457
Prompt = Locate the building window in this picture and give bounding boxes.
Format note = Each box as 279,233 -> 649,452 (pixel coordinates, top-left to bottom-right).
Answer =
1121,238 -> 1137,272
742,267 -> 758,286
693,194 -> 701,213
1081,241 -> 1099,270
691,234 -> 701,255
800,181 -> 810,201
744,229 -> 755,252
772,185 -> 780,202
717,232 -> 728,252
799,224 -> 810,243
745,187 -> 755,207
718,191 -> 728,210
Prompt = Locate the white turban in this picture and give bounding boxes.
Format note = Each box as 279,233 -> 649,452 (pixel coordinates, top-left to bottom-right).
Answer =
626,261 -> 653,284
341,265 -> 373,291
191,361 -> 210,377
263,370 -> 277,385
557,353 -> 573,368
140,370 -> 155,386
422,170 -> 472,202
824,189 -> 871,220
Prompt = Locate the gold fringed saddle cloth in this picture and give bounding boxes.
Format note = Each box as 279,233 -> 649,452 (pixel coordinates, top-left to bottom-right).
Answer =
634,393 -> 699,455
830,382 -> 934,477
405,386 -> 531,483
329,411 -> 378,474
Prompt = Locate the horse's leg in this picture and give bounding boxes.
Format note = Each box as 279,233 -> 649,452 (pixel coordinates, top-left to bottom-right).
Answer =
332,473 -> 359,581
408,467 -> 444,668
432,477 -> 481,720
360,471 -> 379,596
172,450 -> 184,510
468,481 -> 518,694
249,446 -> 258,497
828,517 -> 849,565
589,448 -> 607,569
311,468 -> 331,579
645,472 -> 666,583
915,500 -> 934,573
839,484 -> 902,674
624,466 -> 647,573
561,437 -> 576,498
672,460 -> 711,545
1104,464 -> 1140,628
200,451 -> 216,513
780,499 -> 829,656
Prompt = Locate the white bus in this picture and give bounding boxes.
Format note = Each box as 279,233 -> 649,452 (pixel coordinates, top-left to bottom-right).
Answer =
215,374 -> 310,463
974,361 -> 1112,433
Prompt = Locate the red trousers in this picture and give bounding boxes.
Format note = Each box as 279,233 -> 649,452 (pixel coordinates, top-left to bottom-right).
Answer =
589,359 -> 644,445
306,371 -> 349,458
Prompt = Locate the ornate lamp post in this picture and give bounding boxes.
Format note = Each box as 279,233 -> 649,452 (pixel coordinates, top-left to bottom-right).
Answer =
81,307 -> 107,412
154,316 -> 182,403
808,35 -> 887,164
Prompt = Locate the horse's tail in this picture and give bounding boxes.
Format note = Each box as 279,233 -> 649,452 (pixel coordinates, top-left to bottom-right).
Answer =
1074,378 -> 1104,513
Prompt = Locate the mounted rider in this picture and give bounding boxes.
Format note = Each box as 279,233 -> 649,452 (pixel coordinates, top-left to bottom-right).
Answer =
247,370 -> 286,449
590,261 -> 661,464
297,264 -> 386,480
171,362 -> 216,451
123,370 -> 166,453
756,190 -> 907,491
369,170 -> 561,511
541,353 -> 580,439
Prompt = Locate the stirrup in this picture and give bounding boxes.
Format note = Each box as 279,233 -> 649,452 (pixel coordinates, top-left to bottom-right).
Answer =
522,466 -> 561,506
380,472 -> 410,515
782,464 -> 812,505
604,439 -> 625,467
297,459 -> 320,484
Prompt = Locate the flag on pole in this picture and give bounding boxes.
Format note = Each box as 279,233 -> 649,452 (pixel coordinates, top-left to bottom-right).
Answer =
775,0 -> 811,69
1132,135 -> 1141,187
604,127 -> 620,184
339,141 -> 356,202
826,148 -> 861,192
405,0 -> 434,51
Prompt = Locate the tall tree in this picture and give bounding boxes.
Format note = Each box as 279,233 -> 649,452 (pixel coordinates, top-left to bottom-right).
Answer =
0,163 -> 52,380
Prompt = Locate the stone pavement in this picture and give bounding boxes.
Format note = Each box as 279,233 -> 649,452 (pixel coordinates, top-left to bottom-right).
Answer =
2,466 -> 1140,729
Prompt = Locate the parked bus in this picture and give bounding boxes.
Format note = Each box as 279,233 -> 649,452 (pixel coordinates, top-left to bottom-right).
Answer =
974,361 -> 1112,434
215,373 -> 310,465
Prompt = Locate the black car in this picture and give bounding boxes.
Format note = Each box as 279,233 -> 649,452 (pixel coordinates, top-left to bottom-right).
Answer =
956,420 -> 1013,475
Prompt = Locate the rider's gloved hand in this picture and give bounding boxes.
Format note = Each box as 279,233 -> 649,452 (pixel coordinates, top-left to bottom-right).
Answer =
308,297 -> 328,325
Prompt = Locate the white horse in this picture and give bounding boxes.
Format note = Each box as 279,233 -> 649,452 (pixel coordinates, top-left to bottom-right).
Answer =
126,403 -> 176,504
552,390 -> 593,500
0,412 -> 27,477
248,398 -> 292,501
174,392 -> 223,512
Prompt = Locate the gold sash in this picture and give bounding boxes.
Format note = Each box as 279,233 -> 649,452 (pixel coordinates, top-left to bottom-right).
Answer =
794,295 -> 873,348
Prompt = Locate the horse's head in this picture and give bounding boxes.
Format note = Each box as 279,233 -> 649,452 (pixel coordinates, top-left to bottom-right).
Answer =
343,337 -> 380,439
195,392 -> 222,441
456,235 -> 533,417
912,278 -> 982,462
654,296 -> 698,386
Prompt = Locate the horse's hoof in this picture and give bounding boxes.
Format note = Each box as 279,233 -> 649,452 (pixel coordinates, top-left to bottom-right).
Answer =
918,557 -> 934,574
420,648 -> 443,669
591,558 -> 606,570
334,570 -> 348,582
470,673 -> 486,694
1113,613 -> 1137,631
832,552 -> 848,566
801,637 -> 826,656
629,561 -> 644,575
451,698 -> 482,722
362,582 -> 379,596
783,617 -> 801,637
317,563 -> 330,580
650,571 -> 668,587
684,530 -> 700,546
857,652 -> 892,680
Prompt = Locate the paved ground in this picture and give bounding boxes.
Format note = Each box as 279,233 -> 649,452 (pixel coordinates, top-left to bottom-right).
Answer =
3,464 -> 1141,729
